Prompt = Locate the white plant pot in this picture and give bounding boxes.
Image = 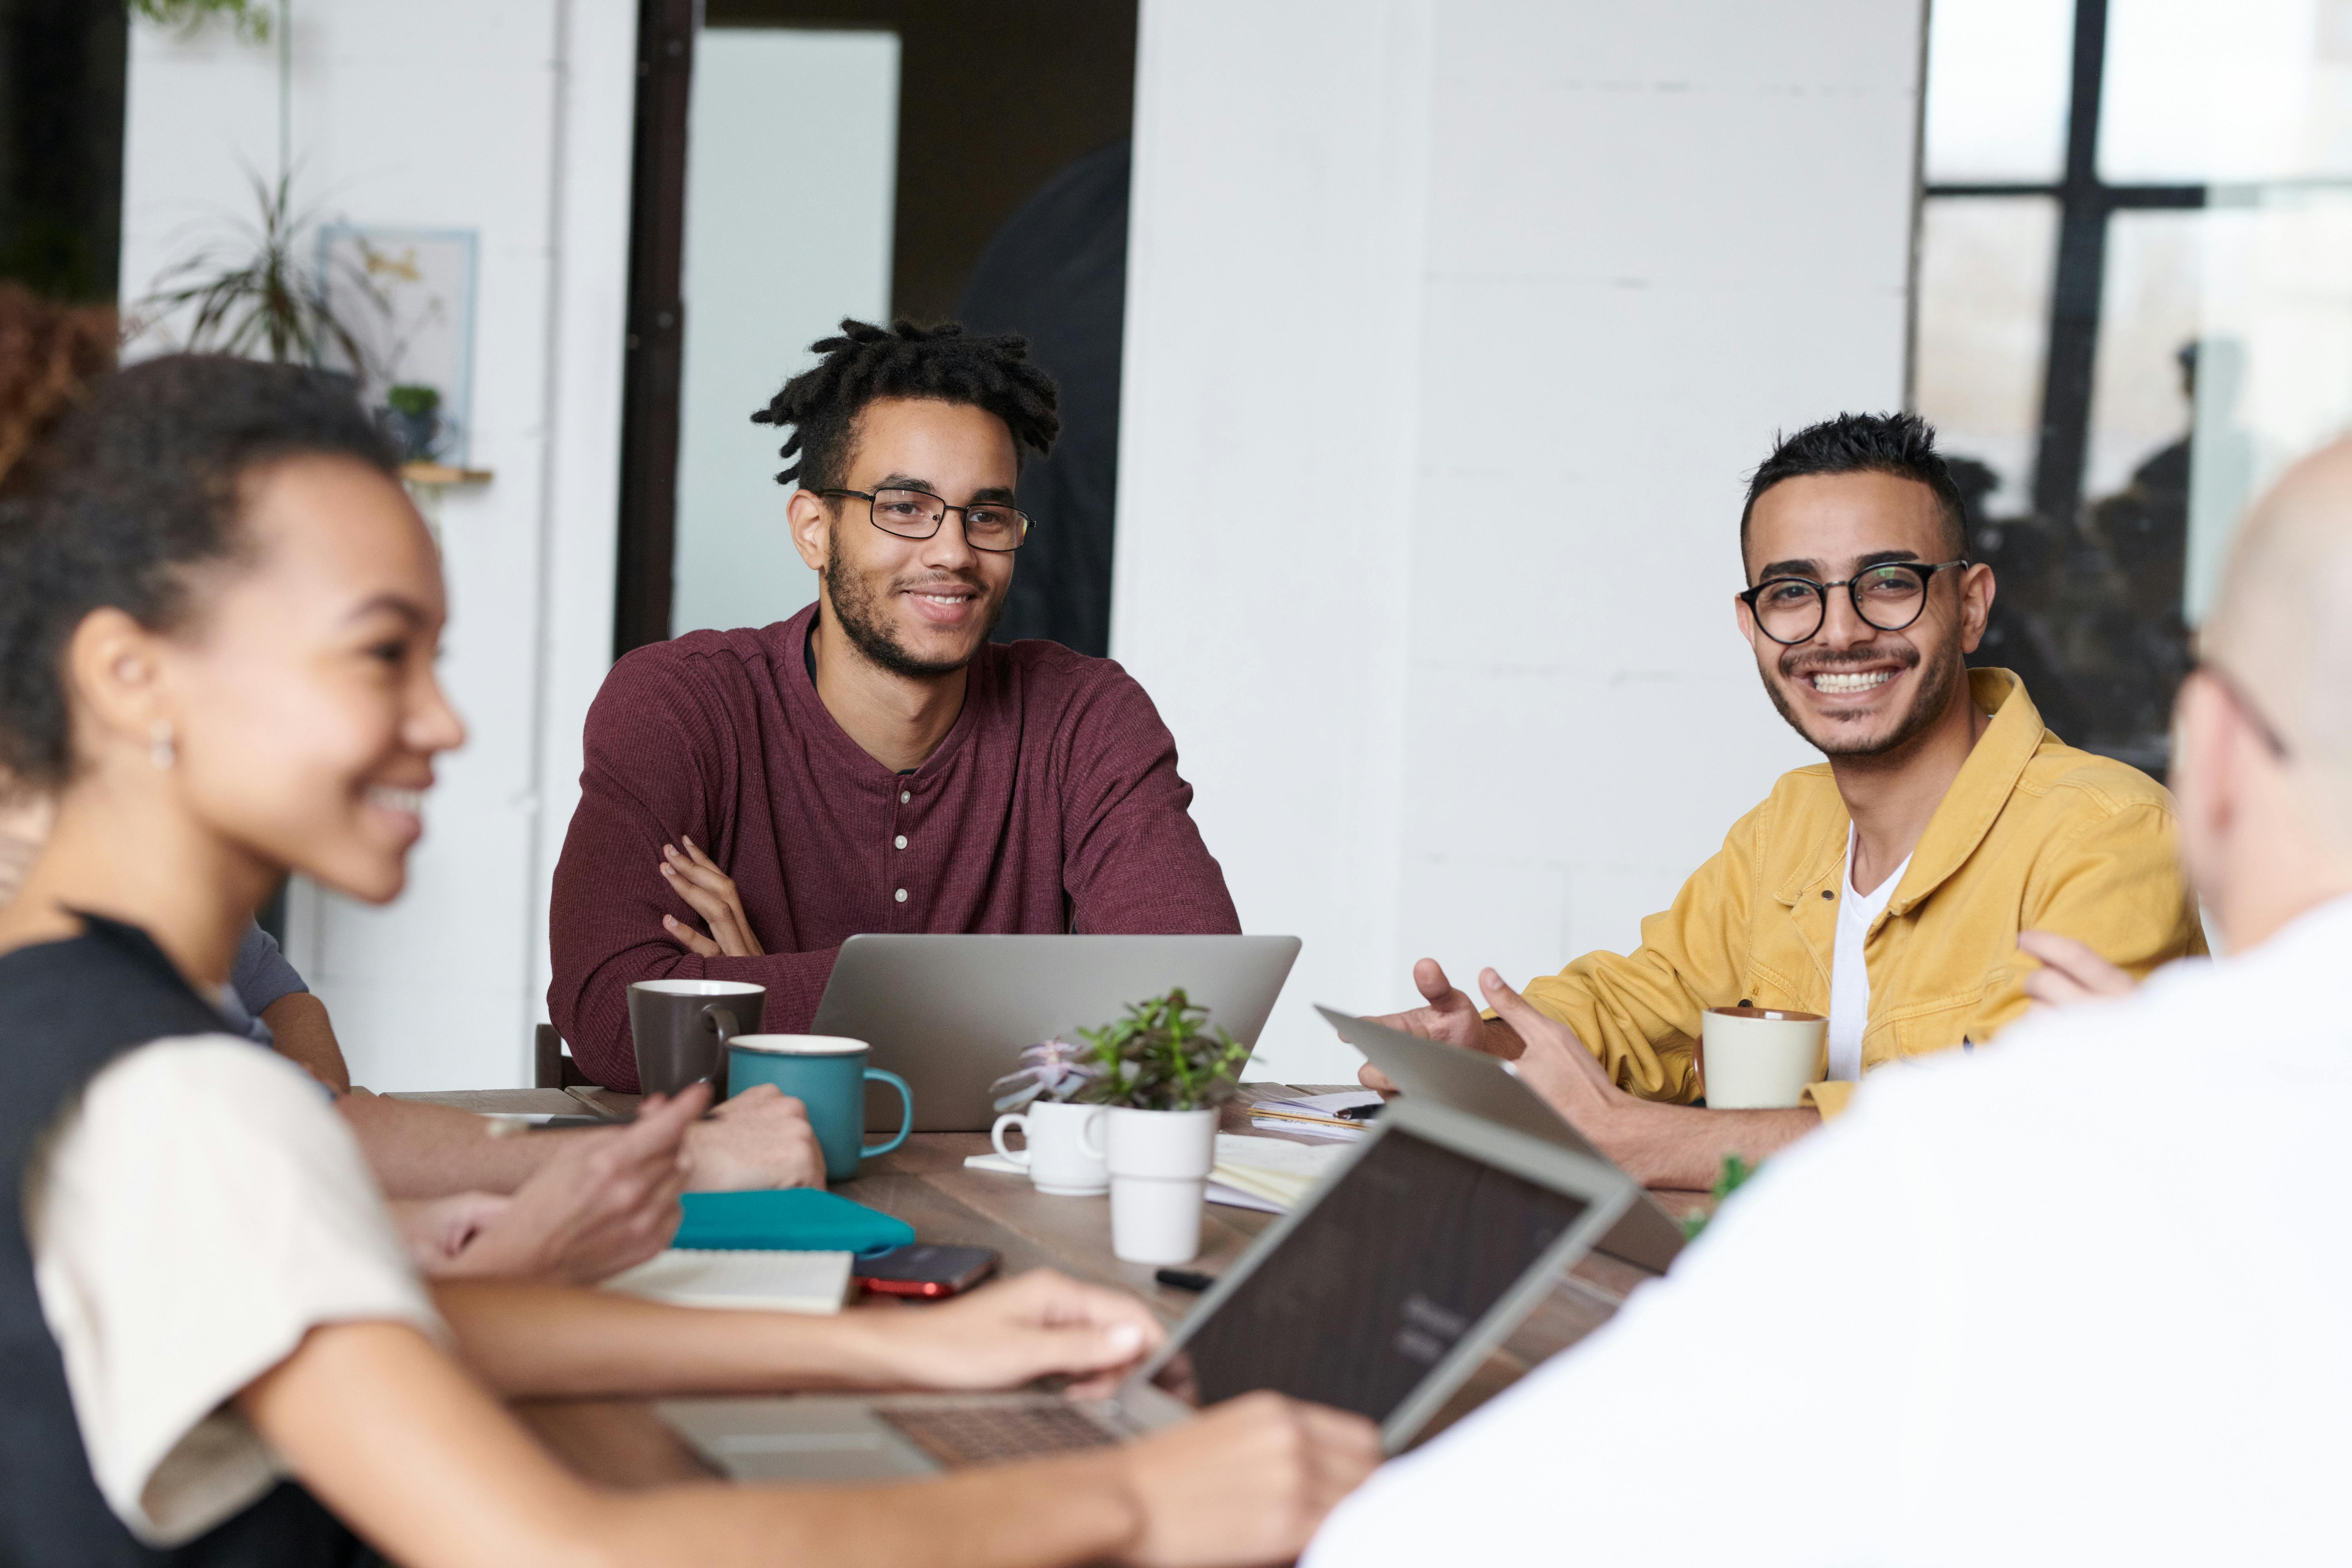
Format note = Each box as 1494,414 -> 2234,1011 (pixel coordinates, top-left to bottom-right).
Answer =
1085,1106 -> 1216,1265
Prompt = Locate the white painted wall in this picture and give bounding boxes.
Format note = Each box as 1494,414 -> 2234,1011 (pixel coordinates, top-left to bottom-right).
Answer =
670,27 -> 899,638
1116,0 -> 1926,1082
119,0 -> 639,1090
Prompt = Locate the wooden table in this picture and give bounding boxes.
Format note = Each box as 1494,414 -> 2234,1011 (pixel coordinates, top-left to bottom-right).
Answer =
418,1084 -> 1702,1486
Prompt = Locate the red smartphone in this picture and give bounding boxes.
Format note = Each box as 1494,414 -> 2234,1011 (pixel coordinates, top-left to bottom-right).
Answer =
853,1244 -> 1002,1299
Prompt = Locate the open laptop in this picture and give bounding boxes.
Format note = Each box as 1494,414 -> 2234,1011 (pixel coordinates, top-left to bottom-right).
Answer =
811,933 -> 1301,1132
1315,1005 -> 1688,1276
658,1094 -> 1635,1479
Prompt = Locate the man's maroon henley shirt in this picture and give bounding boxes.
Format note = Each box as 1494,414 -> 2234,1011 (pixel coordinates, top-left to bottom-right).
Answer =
547,604 -> 1240,1089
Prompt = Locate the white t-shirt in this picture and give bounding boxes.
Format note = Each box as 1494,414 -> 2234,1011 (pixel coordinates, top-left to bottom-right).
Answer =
1305,895 -> 2352,1567
1826,824 -> 1909,1082
25,1037 -> 443,1547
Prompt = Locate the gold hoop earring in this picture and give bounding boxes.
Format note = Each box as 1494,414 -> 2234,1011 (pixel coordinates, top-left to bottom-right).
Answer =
149,719 -> 175,771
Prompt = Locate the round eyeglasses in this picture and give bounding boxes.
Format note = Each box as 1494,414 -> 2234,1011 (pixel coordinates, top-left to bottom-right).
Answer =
1737,559 -> 1969,646
819,487 -> 1033,553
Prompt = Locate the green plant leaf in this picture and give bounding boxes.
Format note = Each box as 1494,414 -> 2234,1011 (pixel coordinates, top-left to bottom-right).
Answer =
131,0 -> 272,42
1073,987 -> 1249,1111
132,171 -> 387,376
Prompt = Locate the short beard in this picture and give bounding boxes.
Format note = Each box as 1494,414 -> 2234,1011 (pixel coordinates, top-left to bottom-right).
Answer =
1762,636 -> 1963,760
822,539 -> 1003,680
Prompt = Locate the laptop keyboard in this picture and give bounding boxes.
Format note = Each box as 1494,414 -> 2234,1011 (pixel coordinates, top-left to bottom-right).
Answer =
877,1403 -> 1118,1468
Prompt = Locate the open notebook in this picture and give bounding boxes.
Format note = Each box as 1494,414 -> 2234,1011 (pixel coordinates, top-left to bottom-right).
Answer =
601,1249 -> 855,1314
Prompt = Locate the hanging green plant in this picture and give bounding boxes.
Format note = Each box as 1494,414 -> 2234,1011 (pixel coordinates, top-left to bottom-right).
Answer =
129,0 -> 271,40
1073,988 -> 1251,1113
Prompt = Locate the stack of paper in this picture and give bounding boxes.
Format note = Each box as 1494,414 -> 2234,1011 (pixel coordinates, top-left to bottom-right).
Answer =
601,1249 -> 853,1314
1209,1134 -> 1350,1213
1247,1090 -> 1385,1140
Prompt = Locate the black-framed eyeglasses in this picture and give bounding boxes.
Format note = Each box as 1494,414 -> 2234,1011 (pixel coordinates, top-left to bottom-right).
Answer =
1737,559 -> 1970,646
819,487 -> 1033,554
2191,659 -> 2290,760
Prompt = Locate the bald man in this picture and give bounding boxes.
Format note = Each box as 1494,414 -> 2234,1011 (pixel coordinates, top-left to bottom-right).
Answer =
1305,443 -> 2352,1564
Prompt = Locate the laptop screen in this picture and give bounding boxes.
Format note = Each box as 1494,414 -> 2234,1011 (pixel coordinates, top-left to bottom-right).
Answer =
1147,1127 -> 1590,1420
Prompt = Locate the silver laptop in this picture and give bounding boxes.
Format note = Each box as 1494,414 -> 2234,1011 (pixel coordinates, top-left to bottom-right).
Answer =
659,1094 -> 1636,1478
1315,1005 -> 1687,1276
811,934 -> 1301,1132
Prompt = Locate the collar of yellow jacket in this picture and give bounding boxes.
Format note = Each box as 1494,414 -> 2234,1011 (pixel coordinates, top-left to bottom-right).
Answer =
1769,668 -> 2044,919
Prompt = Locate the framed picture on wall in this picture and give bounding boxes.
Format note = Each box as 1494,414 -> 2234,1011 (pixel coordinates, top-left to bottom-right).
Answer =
317,225 -> 479,467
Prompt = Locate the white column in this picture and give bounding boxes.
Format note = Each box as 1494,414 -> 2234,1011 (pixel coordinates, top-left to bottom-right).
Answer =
1116,0 -> 1924,1082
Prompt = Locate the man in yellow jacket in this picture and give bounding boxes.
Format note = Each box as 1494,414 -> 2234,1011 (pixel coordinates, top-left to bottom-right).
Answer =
1368,412 -> 2204,1188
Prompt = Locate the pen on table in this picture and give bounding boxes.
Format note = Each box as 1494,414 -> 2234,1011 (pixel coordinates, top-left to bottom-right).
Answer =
1335,1102 -> 1384,1121
1156,1268 -> 1215,1292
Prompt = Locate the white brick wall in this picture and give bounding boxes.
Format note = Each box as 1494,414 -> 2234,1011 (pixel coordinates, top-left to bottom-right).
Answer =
1116,0 -> 1925,1082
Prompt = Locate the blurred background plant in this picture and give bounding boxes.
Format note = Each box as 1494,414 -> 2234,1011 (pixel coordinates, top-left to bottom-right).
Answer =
380,382 -> 442,462
1074,988 -> 1249,1113
1679,1154 -> 1761,1241
127,0 -> 272,41
128,171 -> 382,370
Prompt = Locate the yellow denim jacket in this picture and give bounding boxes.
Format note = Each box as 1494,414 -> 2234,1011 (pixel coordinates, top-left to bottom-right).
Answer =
1521,669 -> 2205,1118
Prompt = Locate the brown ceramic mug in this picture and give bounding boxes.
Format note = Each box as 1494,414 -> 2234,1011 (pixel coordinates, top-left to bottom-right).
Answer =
627,979 -> 766,1095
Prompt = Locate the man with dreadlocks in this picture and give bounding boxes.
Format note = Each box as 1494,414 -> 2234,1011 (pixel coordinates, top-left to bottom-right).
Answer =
548,319 -> 1239,1089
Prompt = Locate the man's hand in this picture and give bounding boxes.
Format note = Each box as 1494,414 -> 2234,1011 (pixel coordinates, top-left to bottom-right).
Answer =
1478,965 -> 1820,1189
659,834 -> 764,958
427,1085 -> 706,1284
682,1082 -> 826,1191
2018,929 -> 2138,1009
1472,967 -> 1635,1134
870,1269 -> 1165,1395
1115,1392 -> 1383,1568
1357,957 -> 1525,1093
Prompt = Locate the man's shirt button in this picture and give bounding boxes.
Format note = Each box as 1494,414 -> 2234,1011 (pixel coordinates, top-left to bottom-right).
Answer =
894,888 -> 908,903
900,790 -> 911,804
894,835 -> 907,850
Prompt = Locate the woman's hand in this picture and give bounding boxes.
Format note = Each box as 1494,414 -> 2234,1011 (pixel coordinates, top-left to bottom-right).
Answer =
423,1086 -> 705,1284
391,1192 -> 510,1272
658,834 -> 764,958
865,1269 -> 1165,1395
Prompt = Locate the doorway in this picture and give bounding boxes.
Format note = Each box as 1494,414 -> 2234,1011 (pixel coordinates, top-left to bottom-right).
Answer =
614,0 -> 1140,657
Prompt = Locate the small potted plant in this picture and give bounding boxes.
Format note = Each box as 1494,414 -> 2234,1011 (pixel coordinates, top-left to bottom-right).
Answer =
1071,989 -> 1250,1264
380,384 -> 442,463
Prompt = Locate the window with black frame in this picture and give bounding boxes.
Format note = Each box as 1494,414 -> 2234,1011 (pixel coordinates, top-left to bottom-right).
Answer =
1916,0 -> 2352,777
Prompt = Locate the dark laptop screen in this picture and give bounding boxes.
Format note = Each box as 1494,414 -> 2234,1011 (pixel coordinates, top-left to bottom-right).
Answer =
1147,1128 -> 1590,1420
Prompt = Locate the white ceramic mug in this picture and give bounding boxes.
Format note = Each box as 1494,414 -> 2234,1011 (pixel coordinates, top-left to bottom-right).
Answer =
1698,1006 -> 1827,1109
1084,1106 -> 1216,1265
990,1100 -> 1111,1196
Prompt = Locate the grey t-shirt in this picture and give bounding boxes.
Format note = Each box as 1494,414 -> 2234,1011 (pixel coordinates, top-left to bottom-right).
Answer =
216,922 -> 309,1045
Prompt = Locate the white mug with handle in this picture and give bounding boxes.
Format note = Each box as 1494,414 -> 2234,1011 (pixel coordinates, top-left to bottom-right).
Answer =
989,1099 -> 1111,1196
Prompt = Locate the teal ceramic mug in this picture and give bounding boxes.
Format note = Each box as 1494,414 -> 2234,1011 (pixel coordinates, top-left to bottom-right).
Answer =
726,1035 -> 913,1183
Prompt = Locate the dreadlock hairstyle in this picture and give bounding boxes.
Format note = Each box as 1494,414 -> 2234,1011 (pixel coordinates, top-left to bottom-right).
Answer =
750,318 -> 1061,491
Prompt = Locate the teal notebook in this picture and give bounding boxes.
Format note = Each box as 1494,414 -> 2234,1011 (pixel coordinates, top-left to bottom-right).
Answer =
673,1189 -> 915,1256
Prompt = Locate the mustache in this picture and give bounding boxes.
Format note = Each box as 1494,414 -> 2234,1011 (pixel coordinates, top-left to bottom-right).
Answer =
1777,643 -> 1921,681
893,572 -> 989,595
